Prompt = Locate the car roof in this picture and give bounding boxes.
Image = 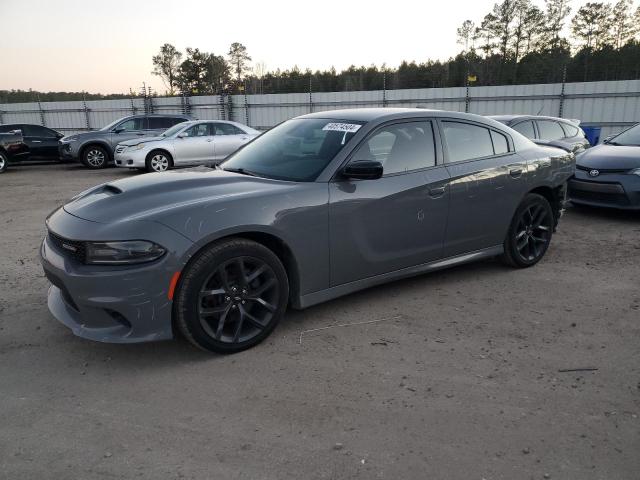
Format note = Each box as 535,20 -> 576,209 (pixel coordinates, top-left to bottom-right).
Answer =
300,108 -> 500,124
488,114 -> 578,124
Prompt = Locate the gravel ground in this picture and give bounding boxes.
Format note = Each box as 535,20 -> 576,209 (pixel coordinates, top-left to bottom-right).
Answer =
1,162 -> 639,480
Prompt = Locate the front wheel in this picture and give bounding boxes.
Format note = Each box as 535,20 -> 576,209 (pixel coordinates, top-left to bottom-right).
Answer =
502,193 -> 554,268
175,239 -> 289,354
145,151 -> 173,173
81,145 -> 109,169
0,151 -> 8,173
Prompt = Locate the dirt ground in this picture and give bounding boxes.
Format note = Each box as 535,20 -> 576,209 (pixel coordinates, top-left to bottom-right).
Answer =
0,162 -> 638,480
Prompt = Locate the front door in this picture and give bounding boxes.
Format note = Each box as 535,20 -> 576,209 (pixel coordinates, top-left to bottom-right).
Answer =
173,123 -> 215,164
109,117 -> 148,149
22,125 -> 61,160
329,120 -> 450,286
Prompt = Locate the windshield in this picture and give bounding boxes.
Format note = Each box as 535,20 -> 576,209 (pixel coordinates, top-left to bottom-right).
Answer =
221,118 -> 364,181
162,122 -> 190,137
609,124 -> 640,146
100,117 -> 127,132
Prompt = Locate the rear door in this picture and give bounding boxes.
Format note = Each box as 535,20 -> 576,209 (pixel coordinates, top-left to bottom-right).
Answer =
439,119 -> 526,257
212,123 -> 252,160
172,123 -> 214,164
329,119 -> 450,285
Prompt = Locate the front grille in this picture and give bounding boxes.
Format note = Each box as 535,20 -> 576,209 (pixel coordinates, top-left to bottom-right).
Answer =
48,231 -> 86,263
115,145 -> 126,154
576,164 -> 629,174
569,188 -> 630,206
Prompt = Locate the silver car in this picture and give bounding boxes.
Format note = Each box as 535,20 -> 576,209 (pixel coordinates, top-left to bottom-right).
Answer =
114,120 -> 260,172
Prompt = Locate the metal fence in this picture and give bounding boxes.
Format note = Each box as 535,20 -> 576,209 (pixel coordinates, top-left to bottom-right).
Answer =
1,80 -> 639,140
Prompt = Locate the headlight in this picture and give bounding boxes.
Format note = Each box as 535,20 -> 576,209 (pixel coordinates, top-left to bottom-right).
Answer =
61,136 -> 78,143
130,143 -> 145,151
630,168 -> 640,176
85,240 -> 166,265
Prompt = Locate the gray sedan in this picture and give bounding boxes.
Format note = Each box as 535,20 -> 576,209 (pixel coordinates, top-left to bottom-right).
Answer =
40,108 -> 574,353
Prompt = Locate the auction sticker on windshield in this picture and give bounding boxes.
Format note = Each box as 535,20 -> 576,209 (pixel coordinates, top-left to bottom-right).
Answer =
322,123 -> 362,133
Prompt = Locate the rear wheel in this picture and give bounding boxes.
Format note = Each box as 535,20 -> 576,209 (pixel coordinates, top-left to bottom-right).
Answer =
81,145 -> 109,169
145,150 -> 173,173
175,239 -> 289,354
502,193 -> 554,268
0,151 -> 7,173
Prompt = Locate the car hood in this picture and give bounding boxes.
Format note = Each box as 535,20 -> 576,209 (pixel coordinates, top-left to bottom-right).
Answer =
576,144 -> 640,169
63,168 -> 296,225
119,136 -> 166,146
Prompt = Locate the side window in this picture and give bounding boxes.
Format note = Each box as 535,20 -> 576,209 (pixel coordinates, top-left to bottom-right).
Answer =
351,121 -> 436,175
560,123 -> 579,137
537,121 -> 566,141
148,117 -> 173,129
512,121 -> 535,139
118,118 -> 145,131
213,123 -> 244,135
0,125 -> 18,133
490,130 -> 509,154
183,124 -> 211,137
22,125 -> 45,137
442,121 -> 494,162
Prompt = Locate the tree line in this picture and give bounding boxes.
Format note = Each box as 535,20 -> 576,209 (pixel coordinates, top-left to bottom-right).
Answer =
2,0 -> 640,103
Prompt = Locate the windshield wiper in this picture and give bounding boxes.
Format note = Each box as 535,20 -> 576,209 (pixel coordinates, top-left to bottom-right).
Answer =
223,167 -> 262,177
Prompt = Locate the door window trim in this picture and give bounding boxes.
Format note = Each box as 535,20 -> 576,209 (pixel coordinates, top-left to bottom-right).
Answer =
331,118 -> 444,181
436,118 -> 515,165
510,120 -> 538,139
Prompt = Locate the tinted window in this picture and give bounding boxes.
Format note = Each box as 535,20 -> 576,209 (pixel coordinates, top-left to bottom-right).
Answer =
0,125 -> 18,133
537,121 -> 565,141
352,121 -> 436,175
213,123 -> 244,135
183,124 -> 212,137
148,117 -> 184,129
118,118 -> 146,131
442,121 -> 494,162
21,125 -> 52,137
512,121 -> 535,138
491,130 -> 509,154
560,123 -> 579,137
221,118 -> 363,182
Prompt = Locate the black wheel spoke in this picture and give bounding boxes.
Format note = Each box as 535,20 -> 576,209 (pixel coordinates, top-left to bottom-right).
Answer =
197,255 -> 280,345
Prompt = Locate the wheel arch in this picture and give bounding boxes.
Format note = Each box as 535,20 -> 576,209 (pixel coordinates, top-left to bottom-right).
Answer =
146,148 -> 174,163
528,184 -> 565,228
80,141 -> 113,161
177,230 -> 301,309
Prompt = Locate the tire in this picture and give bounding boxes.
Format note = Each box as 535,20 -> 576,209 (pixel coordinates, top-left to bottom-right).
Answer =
145,150 -> 173,173
81,145 -> 109,169
0,151 -> 7,174
502,193 -> 554,268
175,239 -> 289,354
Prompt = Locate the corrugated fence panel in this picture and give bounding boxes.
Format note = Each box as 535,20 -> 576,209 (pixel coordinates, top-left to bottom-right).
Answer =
1,80 -> 639,140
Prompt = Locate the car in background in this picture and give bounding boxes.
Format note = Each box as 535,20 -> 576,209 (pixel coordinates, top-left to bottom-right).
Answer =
0,129 -> 25,173
58,114 -> 192,169
568,123 -> 640,210
114,120 -> 260,172
41,108 -> 574,353
0,124 -> 64,163
489,115 -> 590,153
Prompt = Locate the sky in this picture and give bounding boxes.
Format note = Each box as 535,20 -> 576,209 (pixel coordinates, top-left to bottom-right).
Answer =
1,0 -> 593,94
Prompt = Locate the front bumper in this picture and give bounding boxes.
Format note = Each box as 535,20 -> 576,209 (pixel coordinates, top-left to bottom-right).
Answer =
568,170 -> 640,210
114,147 -> 148,168
58,142 -> 79,161
40,208 -> 192,343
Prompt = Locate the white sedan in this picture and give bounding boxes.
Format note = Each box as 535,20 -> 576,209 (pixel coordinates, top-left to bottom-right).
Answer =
114,120 -> 260,172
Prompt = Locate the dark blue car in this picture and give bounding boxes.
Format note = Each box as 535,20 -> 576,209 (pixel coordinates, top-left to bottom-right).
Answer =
569,123 -> 640,210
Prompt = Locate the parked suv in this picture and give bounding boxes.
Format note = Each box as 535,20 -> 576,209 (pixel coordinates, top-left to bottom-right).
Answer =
59,114 -> 192,169
489,115 -> 590,153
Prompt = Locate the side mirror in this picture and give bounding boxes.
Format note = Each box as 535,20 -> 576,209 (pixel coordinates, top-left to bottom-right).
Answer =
177,132 -> 187,138
342,160 -> 383,180
113,127 -> 125,134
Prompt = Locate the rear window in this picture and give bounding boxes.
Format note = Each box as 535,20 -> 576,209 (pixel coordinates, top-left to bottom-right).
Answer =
491,130 -> 509,154
442,121 -> 494,162
512,121 -> 535,139
537,121 -> 566,141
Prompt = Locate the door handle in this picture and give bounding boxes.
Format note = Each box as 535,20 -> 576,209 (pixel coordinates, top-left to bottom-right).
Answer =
32,140 -> 42,143
207,138 -> 213,142
509,167 -> 523,178
136,132 -> 145,136
428,186 -> 446,197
